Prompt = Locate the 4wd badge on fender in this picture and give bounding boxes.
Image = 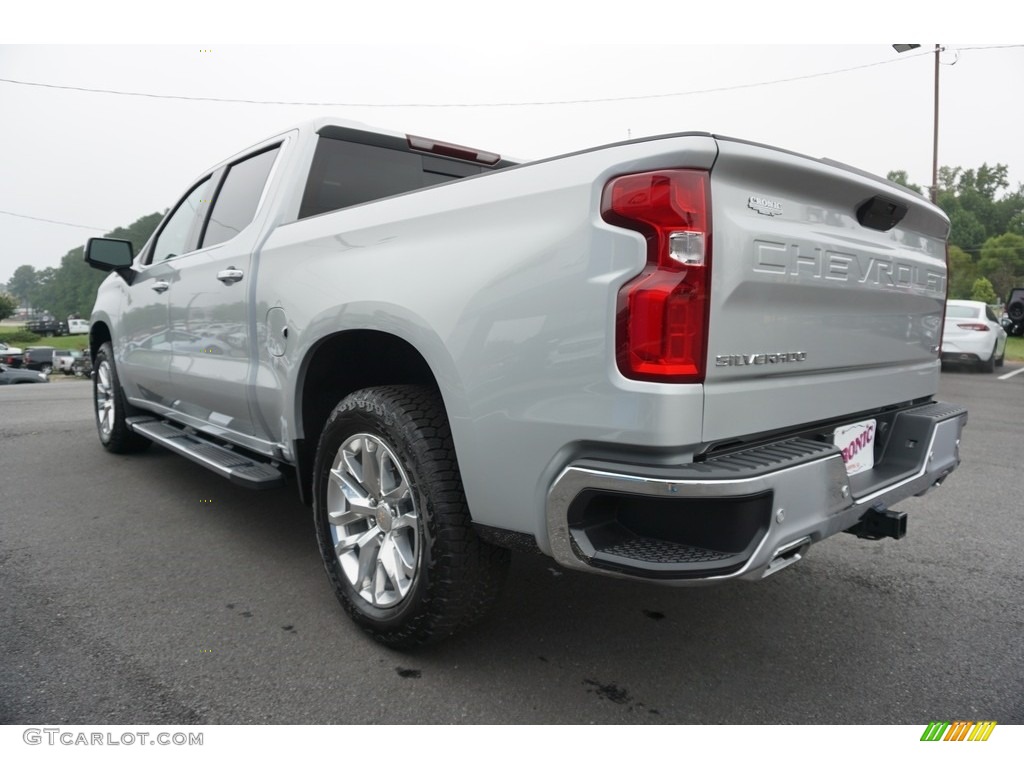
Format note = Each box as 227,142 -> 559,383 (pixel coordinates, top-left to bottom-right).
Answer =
748,196 -> 783,216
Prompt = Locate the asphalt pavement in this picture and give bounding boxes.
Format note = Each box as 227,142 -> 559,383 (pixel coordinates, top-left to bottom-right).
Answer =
1,371 -> 1022,724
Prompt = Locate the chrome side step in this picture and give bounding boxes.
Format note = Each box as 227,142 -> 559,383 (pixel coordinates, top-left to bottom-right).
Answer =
126,417 -> 285,489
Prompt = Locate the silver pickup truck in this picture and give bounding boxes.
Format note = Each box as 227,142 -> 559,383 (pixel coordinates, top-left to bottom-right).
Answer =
85,117 -> 967,647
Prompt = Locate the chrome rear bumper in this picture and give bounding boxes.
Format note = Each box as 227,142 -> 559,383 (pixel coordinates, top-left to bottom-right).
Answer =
545,402 -> 967,583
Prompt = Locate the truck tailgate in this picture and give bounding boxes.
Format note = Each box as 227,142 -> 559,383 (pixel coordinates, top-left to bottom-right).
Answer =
702,138 -> 949,442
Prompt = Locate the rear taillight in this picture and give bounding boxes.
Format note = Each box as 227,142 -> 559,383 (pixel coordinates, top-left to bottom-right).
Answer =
601,169 -> 711,383
957,323 -> 990,332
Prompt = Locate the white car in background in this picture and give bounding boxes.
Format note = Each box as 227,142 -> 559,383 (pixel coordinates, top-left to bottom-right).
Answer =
941,300 -> 1007,372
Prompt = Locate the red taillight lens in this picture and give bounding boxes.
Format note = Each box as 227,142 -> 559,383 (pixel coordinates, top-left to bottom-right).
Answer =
601,170 -> 711,382
957,323 -> 990,332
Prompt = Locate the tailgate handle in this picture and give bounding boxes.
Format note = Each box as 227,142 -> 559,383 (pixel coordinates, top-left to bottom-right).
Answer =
857,196 -> 908,232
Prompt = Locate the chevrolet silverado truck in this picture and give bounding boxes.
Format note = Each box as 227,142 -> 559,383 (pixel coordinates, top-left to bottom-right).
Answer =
84,117 -> 967,647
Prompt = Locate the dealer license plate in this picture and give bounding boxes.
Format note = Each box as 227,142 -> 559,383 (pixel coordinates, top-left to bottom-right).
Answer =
833,419 -> 876,476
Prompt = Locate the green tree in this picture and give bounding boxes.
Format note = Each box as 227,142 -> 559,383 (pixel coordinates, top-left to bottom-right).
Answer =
976,232 -> 1024,301
886,170 -> 924,196
0,292 -> 16,320
995,185 -> 1024,235
26,212 -> 164,319
934,163 -> 1024,251
945,206 -> 986,252
937,165 -> 962,192
1008,209 -> 1024,236
6,265 -> 38,307
947,245 -> 978,300
32,267 -> 57,313
969,276 -> 998,304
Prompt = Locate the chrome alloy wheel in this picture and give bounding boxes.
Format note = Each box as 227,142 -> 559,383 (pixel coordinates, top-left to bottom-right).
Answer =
95,358 -> 115,441
327,433 -> 419,608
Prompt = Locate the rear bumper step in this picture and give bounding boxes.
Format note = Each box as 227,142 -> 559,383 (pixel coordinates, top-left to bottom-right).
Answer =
127,417 -> 284,489
546,401 -> 967,582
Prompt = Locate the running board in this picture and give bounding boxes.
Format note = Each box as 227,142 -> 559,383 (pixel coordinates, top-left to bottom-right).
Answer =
126,417 -> 285,489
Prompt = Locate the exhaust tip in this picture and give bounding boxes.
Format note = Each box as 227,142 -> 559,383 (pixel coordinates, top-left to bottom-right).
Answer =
763,536 -> 811,578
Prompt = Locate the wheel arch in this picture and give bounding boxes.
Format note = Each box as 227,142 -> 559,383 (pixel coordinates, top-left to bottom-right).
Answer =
89,320 -> 112,361
294,330 -> 452,505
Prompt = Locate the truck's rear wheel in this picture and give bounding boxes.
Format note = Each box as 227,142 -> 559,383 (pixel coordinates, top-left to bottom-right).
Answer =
313,386 -> 508,648
93,342 -> 150,454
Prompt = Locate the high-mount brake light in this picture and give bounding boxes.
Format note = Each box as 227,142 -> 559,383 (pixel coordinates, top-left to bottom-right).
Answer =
601,169 -> 711,383
406,135 -> 501,165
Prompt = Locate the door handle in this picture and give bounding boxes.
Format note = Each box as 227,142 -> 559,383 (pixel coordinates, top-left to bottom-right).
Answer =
151,281 -> 170,293
217,268 -> 244,284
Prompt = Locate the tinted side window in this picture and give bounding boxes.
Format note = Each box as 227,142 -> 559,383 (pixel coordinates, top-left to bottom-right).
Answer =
299,137 -> 482,219
151,177 -> 216,263
202,146 -> 281,249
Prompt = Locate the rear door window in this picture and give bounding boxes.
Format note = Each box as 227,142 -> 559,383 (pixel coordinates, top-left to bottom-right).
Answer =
201,146 -> 281,248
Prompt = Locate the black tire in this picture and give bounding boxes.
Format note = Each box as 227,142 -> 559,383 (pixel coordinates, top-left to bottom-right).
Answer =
313,385 -> 509,648
1008,301 -> 1024,323
93,342 -> 150,454
996,345 -> 1005,367
980,345 -> 996,373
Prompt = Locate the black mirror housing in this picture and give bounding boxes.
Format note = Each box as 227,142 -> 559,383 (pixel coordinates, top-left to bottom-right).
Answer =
85,238 -> 135,271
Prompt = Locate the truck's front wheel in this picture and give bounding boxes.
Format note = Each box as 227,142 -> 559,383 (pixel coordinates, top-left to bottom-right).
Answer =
93,342 -> 150,454
313,386 -> 509,648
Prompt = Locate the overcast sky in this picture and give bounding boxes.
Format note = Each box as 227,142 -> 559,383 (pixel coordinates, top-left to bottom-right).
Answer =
2,8 -> 1022,288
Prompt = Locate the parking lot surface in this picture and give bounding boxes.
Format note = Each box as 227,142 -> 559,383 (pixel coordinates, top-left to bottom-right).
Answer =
1,371 -> 1022,724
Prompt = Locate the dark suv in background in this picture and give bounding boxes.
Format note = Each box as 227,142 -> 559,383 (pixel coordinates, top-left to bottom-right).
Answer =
1003,288 -> 1024,337
22,347 -> 59,374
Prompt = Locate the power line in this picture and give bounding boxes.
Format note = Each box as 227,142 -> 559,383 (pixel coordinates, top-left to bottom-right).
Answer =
0,209 -> 109,231
0,53 -> 929,107
956,44 -> 1024,51
6,46 -> 1015,109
